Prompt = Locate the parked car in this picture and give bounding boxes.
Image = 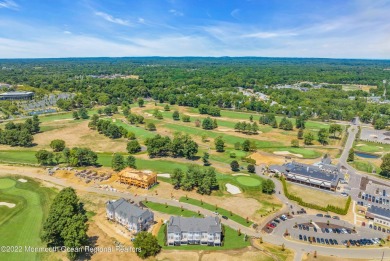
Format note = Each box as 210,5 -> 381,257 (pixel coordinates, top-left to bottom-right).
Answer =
273,219 -> 280,223
316,213 -> 323,217
299,234 -> 303,240
303,235 -> 307,241
324,215 -> 331,218
332,216 -> 340,220
222,215 -> 228,220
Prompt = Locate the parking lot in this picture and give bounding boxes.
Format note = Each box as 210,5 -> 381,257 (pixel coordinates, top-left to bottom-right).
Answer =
270,214 -> 385,248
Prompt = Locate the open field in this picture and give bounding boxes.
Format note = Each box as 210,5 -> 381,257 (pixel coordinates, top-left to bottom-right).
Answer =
0,177 -> 57,261
286,183 -> 347,209
157,223 -> 251,250
179,197 -> 253,226
350,159 -> 381,174
355,141 -> 390,154
143,201 -> 203,217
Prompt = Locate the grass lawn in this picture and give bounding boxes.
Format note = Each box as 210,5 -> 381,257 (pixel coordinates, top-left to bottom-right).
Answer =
0,150 -> 37,165
355,141 -> 390,153
236,176 -> 261,187
0,177 -> 57,261
179,197 -> 253,227
143,201 -> 202,217
286,183 -> 347,209
351,160 -> 381,174
157,223 -> 250,250
111,120 -> 155,142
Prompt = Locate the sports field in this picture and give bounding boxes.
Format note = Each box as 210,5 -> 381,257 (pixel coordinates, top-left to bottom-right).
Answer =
0,177 -> 57,261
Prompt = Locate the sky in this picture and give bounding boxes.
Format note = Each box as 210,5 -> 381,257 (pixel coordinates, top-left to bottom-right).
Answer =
0,0 -> 389,59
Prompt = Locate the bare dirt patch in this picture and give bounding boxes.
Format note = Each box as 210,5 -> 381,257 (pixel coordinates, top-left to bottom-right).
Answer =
34,120 -> 127,152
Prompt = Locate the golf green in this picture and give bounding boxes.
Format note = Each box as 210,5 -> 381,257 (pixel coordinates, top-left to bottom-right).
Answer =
0,178 -> 16,189
236,176 -> 261,187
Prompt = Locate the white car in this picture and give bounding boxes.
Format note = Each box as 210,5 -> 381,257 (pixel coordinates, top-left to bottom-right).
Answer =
341,192 -> 349,197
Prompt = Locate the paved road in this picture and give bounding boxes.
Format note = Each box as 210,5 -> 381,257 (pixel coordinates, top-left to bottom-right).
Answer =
2,166 -> 390,260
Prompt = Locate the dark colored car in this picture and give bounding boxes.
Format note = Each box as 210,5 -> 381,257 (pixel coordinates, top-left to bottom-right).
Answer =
299,234 -> 303,240
303,235 -> 307,241
316,213 -> 323,217
222,215 -> 228,220
325,215 -> 331,218
325,239 -> 329,244
332,216 -> 340,220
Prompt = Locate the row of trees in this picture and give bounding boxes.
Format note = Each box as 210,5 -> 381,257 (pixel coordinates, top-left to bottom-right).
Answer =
234,122 -> 259,134
198,104 -> 221,116
145,133 -> 198,159
0,115 -> 40,147
91,117 -> 135,140
36,147 -> 98,166
171,165 -> 219,195
111,153 -> 137,171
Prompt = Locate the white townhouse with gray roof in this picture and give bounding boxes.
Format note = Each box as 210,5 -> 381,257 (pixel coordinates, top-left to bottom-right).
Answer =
167,216 -> 222,246
106,198 -> 154,233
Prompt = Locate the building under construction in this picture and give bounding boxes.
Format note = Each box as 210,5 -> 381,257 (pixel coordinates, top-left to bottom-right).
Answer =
118,168 -> 157,189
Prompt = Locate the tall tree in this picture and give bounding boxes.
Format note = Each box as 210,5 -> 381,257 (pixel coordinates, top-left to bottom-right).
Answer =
42,187 -> 88,261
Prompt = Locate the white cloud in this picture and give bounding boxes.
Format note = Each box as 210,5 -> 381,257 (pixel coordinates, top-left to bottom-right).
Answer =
63,30 -> 72,34
138,18 -> 145,24
242,31 -> 298,39
169,9 -> 184,16
230,9 -> 240,20
95,11 -> 131,26
0,0 -> 18,10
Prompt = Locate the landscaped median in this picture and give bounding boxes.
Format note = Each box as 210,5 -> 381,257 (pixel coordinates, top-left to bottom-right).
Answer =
179,197 -> 253,227
142,201 -> 203,217
157,223 -> 250,250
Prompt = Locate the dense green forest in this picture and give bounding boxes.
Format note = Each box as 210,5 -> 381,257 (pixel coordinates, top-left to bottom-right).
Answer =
0,57 -> 389,126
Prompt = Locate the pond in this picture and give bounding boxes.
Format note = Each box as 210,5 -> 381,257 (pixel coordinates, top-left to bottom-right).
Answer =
355,152 -> 380,159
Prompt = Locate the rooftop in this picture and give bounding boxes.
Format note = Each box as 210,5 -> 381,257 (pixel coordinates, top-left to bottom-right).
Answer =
119,168 -> 157,181
106,198 -> 152,220
285,162 -> 339,183
368,205 -> 390,219
0,91 -> 34,96
167,216 -> 222,234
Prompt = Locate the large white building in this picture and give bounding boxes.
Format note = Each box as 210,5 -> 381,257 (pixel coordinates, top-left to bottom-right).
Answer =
106,198 -> 154,233
167,216 -> 222,246
269,157 -> 341,191
366,205 -> 390,228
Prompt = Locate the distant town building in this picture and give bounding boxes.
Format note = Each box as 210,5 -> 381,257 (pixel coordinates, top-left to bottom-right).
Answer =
366,205 -> 390,227
269,156 -> 341,191
118,168 -> 157,189
167,216 -> 222,246
0,83 -> 11,89
0,91 -> 34,100
106,198 -> 154,233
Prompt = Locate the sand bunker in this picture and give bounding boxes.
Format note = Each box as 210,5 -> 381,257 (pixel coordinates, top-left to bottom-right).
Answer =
0,202 -> 16,208
226,183 -> 241,194
18,179 -> 28,183
355,144 -> 364,147
232,173 -> 250,176
217,128 -> 231,132
273,151 -> 303,158
157,173 -> 170,178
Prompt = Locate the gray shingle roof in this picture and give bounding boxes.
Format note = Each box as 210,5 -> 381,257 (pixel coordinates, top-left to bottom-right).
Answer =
167,216 -> 222,234
106,198 -> 153,223
368,205 -> 390,219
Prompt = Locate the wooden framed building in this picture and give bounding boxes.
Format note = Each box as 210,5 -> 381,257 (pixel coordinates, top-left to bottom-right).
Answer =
118,168 -> 157,189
